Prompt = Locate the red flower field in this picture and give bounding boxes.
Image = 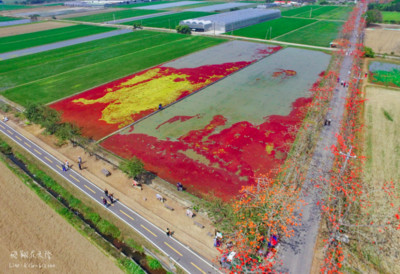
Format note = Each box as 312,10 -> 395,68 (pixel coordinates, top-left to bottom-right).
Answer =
102,97 -> 311,200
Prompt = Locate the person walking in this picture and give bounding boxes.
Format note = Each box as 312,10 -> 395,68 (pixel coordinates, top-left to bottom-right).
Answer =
104,188 -> 109,197
78,156 -> 82,164
78,162 -> 82,170
62,163 -> 66,172
65,160 -> 69,170
103,198 -> 108,207
109,193 -> 114,204
166,228 -> 171,237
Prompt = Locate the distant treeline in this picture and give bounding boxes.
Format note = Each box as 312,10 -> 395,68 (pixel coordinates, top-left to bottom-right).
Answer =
368,0 -> 400,12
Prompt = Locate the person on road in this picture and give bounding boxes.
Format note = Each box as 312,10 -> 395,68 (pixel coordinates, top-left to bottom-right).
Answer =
65,160 -> 69,170
104,189 -> 109,197
103,198 -> 108,207
78,156 -> 82,164
109,193 -> 114,204
166,228 -> 171,237
78,162 -> 82,170
62,163 -> 66,172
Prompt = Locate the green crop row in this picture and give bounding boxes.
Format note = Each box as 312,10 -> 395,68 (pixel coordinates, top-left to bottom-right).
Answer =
123,11 -> 215,29
231,17 -> 317,39
276,20 -> 343,47
0,15 -> 18,21
1,31 -> 225,106
68,9 -> 161,23
0,24 -> 116,54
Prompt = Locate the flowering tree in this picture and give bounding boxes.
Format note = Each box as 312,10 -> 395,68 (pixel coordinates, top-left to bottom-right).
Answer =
217,176 -> 304,272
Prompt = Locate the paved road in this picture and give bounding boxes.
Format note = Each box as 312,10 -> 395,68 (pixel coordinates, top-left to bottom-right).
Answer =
0,121 -> 220,274
105,11 -> 177,24
277,3 -> 365,273
0,29 -> 131,61
0,19 -> 31,27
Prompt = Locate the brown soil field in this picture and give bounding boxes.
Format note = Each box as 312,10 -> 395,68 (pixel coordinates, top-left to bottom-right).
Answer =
365,28 -> 400,56
0,160 -> 123,273
0,21 -> 75,38
58,8 -> 123,19
1,116 -> 219,264
0,6 -> 71,16
362,85 -> 400,273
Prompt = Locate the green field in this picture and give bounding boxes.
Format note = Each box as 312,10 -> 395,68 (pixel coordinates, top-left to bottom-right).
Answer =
116,1 -> 178,8
282,5 -> 352,20
276,20 -> 343,47
0,15 -> 18,21
0,25 -> 116,54
123,11 -> 215,28
0,4 -> 31,10
382,11 -> 400,23
0,31 -> 224,106
67,9 -> 162,23
230,17 -> 317,39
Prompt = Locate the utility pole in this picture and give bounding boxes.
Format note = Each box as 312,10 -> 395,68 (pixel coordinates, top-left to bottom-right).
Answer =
270,26 -> 272,40
310,7 -> 312,18
339,145 -> 356,175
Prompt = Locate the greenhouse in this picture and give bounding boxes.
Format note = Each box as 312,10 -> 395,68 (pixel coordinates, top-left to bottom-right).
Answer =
180,8 -> 281,33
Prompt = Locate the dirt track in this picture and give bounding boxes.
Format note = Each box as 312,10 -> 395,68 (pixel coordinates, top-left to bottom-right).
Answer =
0,160 -> 123,274
0,21 -> 75,37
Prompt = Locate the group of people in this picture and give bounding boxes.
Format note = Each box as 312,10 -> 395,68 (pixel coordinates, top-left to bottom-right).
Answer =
176,182 -> 183,191
103,188 -> 115,207
61,156 -> 83,172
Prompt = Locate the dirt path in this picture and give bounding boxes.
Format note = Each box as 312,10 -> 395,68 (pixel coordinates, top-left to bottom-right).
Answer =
0,160 -> 123,274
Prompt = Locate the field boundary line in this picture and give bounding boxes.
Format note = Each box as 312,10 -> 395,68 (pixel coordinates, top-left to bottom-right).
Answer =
219,34 -> 337,51
3,36 -> 193,93
272,20 -> 320,40
96,44 -> 283,143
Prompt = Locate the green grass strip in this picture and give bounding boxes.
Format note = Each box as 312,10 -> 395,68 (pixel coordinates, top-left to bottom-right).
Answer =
123,11 -> 215,29
68,9 -> 162,23
0,4 -> 32,10
0,15 -> 19,21
0,25 -> 116,53
230,17 -> 317,39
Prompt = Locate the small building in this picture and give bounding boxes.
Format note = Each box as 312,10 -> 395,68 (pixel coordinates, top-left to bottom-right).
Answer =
180,8 -> 281,33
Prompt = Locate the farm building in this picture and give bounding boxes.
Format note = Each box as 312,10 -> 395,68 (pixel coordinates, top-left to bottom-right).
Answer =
180,8 -> 281,33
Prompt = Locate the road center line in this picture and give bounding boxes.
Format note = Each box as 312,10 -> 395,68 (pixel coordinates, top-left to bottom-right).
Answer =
84,184 -> 95,194
7,130 -> 13,135
164,242 -> 182,257
70,174 -> 79,182
0,124 -> 4,129
191,262 -> 206,274
44,156 -> 53,163
141,224 -> 157,237
24,142 -> 31,148
15,135 -> 22,141
34,148 -> 42,155
120,209 -> 135,221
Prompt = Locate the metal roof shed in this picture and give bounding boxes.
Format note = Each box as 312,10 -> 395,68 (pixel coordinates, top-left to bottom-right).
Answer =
180,8 -> 281,33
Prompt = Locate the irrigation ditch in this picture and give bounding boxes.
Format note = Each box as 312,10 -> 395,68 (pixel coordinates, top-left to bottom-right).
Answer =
0,138 -> 171,274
